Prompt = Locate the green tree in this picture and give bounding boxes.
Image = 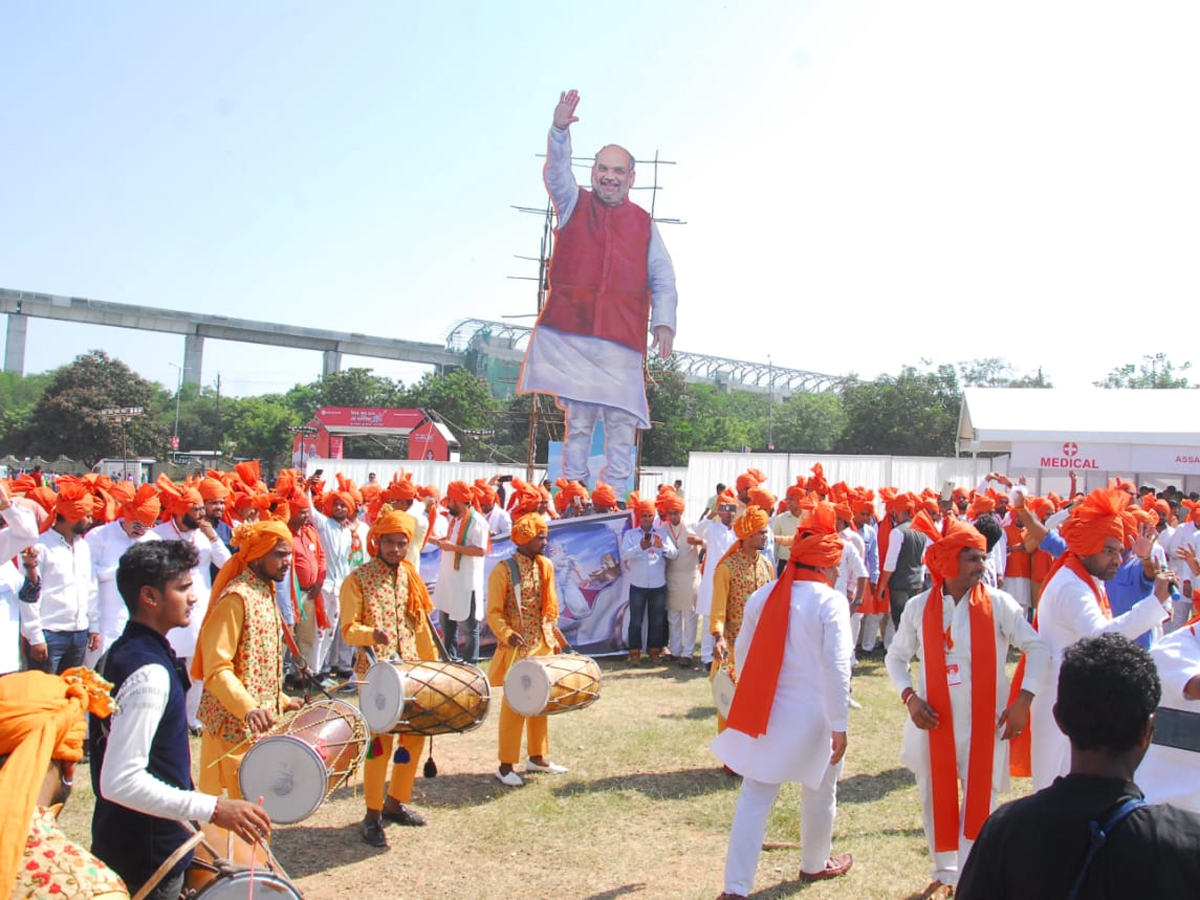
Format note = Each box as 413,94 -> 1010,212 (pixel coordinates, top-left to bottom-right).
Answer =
20,350 -> 170,465
957,357 -> 1053,388
401,369 -> 499,461
1095,353 -> 1193,389
284,368 -> 403,420
223,394 -> 303,475
0,371 -> 52,454
771,391 -> 848,452
839,364 -> 961,456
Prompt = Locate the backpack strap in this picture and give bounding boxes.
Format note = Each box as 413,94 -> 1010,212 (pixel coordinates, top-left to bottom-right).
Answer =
1065,797 -> 1146,900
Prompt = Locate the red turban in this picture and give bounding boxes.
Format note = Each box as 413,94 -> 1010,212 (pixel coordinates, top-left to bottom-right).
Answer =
120,483 -> 162,527
923,518 -> 987,582
734,506 -> 770,540
591,481 -> 617,508
55,482 -> 95,522
1060,489 -> 1133,557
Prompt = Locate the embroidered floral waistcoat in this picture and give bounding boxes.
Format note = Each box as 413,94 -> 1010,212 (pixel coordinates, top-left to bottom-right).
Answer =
353,557 -> 420,674
197,570 -> 284,743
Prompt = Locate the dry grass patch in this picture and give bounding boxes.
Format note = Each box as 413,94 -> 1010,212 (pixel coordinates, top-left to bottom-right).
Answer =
57,654 -> 1033,899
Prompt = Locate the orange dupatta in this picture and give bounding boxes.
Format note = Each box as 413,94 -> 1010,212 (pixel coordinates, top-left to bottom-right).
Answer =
922,580 -> 996,850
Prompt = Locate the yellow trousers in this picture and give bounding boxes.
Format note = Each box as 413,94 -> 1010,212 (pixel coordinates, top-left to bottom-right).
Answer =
198,731 -> 247,799
498,700 -> 549,765
363,732 -> 425,810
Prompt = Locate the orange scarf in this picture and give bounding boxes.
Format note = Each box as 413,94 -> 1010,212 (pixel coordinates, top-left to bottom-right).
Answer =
1008,553 -> 1109,776
923,581 -> 996,850
725,567 -> 827,738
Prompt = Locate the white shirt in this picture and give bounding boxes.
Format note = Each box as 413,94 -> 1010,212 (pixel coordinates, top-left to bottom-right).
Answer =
153,519 -> 233,658
99,662 -> 217,824
86,520 -> 161,652
886,584 -> 1049,793
836,537 -> 867,603
22,528 -> 97,644
311,509 -> 368,596
433,510 -> 489,621
484,505 -> 512,537
0,502 -> 39,561
1029,563 -> 1170,789
620,525 -> 678,589
0,562 -> 26,674
710,578 -> 852,787
696,519 -> 737,617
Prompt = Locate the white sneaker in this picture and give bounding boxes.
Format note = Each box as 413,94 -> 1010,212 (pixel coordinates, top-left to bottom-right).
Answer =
524,760 -> 568,774
494,768 -> 524,787
848,697 -> 862,710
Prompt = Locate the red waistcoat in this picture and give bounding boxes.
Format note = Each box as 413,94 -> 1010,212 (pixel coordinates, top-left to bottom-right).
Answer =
538,189 -> 652,353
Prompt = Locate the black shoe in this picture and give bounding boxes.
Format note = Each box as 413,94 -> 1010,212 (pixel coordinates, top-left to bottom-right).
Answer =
382,803 -> 427,826
361,818 -> 388,847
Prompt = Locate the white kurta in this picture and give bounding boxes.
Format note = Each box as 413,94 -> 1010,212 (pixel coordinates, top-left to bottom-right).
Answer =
432,511 -> 489,621
152,520 -> 232,658
664,520 -> 700,612
1030,564 -> 1170,789
85,521 -> 161,658
695,519 -> 737,618
710,579 -> 852,788
885,586 -> 1050,794
1137,624 -> 1200,810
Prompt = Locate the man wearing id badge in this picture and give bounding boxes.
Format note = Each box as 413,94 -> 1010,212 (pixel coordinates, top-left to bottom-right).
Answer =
886,516 -> 1050,899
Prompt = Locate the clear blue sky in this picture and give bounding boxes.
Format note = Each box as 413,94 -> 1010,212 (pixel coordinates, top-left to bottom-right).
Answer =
3,1 -> 1197,396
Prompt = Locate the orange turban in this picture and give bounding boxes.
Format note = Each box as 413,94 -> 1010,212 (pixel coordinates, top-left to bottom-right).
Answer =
790,502 -> 844,567
834,501 -> 854,525
785,477 -> 807,501
54,481 -> 95,522
1060,488 -> 1133,557
634,498 -> 656,518
512,512 -> 548,546
923,518 -> 987,582
446,480 -> 475,505
554,489 -> 571,514
272,470 -> 310,517
367,505 -> 417,557
206,519 -> 292,608
1027,496 -> 1055,521
382,472 -> 419,503
662,490 -> 685,514
805,463 -> 830,497
952,486 -> 969,501
715,489 -> 738,509
968,494 -> 996,518
734,506 -> 770,540
591,481 -> 617,508
106,480 -> 135,505
474,479 -> 498,507
0,669 -> 116,899
198,475 -> 230,501
736,469 -> 766,493
234,460 -> 267,492
507,479 -> 542,518
156,474 -> 203,518
120,483 -> 162,527
748,487 -> 776,512
322,473 -> 360,519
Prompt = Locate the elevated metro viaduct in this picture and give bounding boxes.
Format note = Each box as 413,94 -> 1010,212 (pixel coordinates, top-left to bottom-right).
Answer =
1,288 -> 848,397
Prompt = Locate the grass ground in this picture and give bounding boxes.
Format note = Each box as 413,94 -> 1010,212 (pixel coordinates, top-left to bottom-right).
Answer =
57,653 -> 1031,900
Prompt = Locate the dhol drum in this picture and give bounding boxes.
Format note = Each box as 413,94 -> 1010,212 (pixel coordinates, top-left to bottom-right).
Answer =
183,824 -> 301,899
711,667 -> 736,718
360,660 -> 491,735
237,698 -> 367,825
504,653 -> 601,717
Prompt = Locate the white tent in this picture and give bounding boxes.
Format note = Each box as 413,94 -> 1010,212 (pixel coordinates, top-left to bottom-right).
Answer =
957,388 -> 1200,493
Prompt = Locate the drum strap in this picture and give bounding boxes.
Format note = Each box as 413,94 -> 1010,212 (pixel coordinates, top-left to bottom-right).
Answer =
130,829 -> 206,900
506,556 -> 525,636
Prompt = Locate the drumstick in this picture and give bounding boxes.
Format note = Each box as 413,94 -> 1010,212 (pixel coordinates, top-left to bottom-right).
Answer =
249,795 -> 262,900
426,612 -> 452,662
280,624 -> 337,702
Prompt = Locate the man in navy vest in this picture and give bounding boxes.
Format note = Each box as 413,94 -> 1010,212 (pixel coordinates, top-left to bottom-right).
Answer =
90,541 -> 271,899
518,89 -> 678,492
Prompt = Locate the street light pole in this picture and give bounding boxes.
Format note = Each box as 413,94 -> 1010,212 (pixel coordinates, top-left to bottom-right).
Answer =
767,355 -> 774,450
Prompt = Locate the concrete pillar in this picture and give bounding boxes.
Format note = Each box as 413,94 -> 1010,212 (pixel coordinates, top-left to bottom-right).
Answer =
322,349 -> 342,377
183,333 -> 204,386
4,314 -> 26,375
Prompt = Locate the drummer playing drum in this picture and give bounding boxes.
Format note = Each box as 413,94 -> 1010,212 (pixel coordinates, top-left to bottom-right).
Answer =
339,505 -> 437,847
487,513 -> 572,787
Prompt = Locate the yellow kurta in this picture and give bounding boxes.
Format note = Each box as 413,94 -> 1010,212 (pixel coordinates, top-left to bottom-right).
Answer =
487,553 -> 563,765
339,557 -> 434,808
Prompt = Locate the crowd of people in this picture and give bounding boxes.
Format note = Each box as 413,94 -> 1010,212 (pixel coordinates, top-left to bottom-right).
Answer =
3,460 -> 1200,898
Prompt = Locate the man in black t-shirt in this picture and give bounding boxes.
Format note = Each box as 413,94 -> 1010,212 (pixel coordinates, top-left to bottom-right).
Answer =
958,634 -> 1200,899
